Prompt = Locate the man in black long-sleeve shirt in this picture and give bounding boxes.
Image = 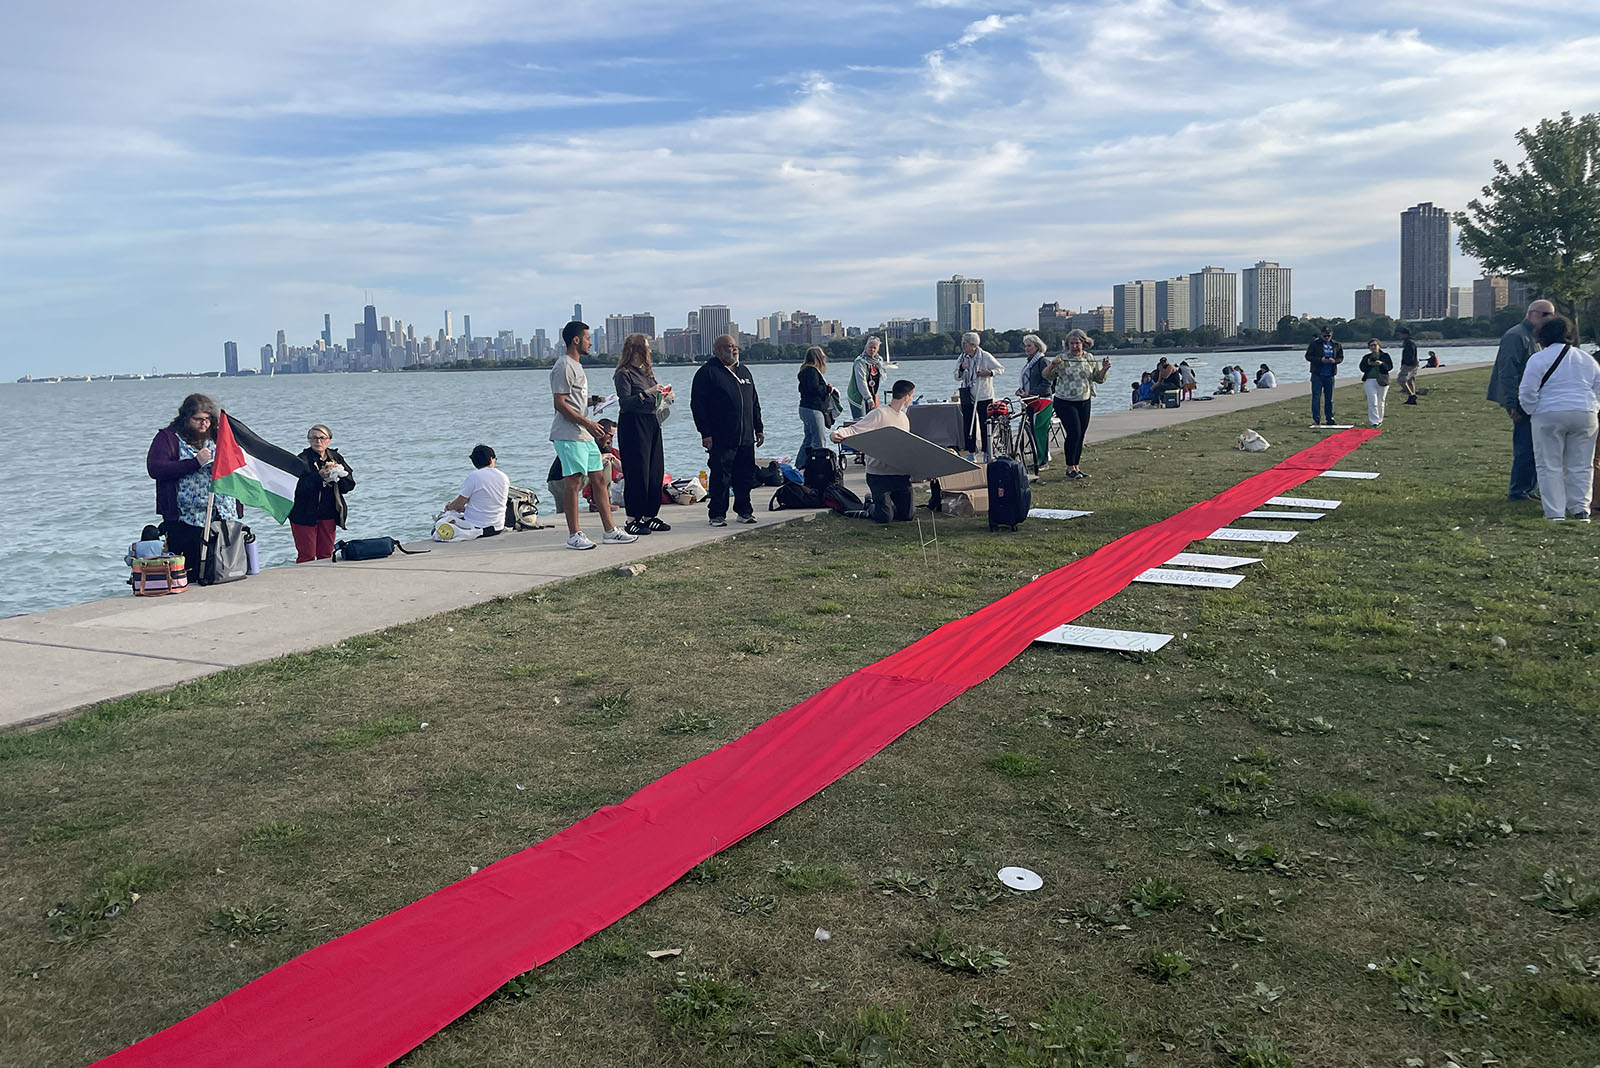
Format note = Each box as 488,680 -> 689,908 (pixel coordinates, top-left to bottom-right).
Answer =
690,334 -> 764,526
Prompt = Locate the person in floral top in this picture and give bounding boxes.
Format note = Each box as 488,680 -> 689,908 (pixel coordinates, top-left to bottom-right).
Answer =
146,393 -> 241,568
1044,329 -> 1111,479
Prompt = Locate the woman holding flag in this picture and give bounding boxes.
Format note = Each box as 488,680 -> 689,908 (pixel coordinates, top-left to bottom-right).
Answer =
146,393 -> 241,569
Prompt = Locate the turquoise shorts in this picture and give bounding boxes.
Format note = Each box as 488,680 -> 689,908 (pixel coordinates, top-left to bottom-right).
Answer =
553,439 -> 604,476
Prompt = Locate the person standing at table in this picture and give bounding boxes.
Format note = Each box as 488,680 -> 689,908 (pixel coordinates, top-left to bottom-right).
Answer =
1358,339 -> 1394,427
955,331 -> 1003,462
846,336 -> 884,419
613,333 -> 670,536
1044,329 -> 1110,480
145,393 -> 242,567
288,423 -> 354,561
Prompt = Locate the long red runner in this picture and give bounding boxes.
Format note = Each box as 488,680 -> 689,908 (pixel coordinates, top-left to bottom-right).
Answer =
91,430 -> 1378,1068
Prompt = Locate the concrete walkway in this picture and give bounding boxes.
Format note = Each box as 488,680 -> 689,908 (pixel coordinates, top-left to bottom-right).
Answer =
0,362 -> 1486,729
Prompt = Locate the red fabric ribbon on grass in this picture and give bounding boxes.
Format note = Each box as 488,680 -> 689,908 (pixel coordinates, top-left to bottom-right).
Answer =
92,429 -> 1378,1068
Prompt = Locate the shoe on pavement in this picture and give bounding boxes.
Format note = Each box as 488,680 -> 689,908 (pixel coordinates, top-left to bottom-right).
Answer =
709,516 -> 727,527
602,527 -> 638,545
624,519 -> 650,536
645,517 -> 672,532
566,531 -> 596,550
737,513 -> 757,524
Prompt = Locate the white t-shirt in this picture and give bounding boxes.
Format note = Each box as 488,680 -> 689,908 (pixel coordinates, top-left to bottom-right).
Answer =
550,357 -> 592,442
457,466 -> 510,529
1257,370 -> 1276,388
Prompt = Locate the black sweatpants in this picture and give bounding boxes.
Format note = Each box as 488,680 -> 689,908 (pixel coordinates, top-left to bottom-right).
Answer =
618,412 -> 663,519
1053,398 -> 1093,466
959,388 -> 992,455
707,442 -> 757,519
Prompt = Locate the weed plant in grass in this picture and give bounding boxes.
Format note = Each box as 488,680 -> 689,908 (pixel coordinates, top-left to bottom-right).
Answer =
2,369 -> 1598,1067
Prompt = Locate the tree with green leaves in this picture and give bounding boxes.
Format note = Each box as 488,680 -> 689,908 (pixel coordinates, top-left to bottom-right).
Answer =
1457,111 -> 1600,334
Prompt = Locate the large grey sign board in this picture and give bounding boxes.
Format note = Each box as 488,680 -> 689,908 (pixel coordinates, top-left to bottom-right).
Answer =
1034,625 -> 1173,653
1206,527 -> 1299,543
844,426 -> 980,479
1134,567 -> 1245,589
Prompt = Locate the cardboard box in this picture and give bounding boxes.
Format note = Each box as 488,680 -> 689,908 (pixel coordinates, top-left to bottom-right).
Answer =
935,467 -> 989,514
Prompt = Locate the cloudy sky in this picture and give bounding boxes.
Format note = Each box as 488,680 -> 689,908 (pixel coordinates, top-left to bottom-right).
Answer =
3,0 -> 1597,376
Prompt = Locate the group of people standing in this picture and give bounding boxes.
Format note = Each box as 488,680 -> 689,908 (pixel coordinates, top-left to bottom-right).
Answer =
1302,325 -> 1422,429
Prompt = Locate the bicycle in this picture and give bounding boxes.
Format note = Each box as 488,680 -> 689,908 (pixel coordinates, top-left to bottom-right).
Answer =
983,398 -> 1015,463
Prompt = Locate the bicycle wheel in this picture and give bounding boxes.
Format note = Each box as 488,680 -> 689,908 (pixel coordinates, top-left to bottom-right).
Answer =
1014,410 -> 1038,472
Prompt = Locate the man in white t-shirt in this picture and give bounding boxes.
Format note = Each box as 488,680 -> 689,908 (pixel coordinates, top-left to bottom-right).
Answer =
443,444 -> 511,535
551,320 -> 636,550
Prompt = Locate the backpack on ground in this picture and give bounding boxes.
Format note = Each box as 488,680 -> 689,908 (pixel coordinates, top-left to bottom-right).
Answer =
770,481 -> 824,510
756,460 -> 786,487
821,482 -> 865,514
504,486 -> 542,530
334,537 -> 431,561
803,449 -> 843,490
199,518 -> 250,585
986,457 -> 1030,532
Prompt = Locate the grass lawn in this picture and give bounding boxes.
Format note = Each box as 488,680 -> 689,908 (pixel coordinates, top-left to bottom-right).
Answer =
2,367 -> 1597,1068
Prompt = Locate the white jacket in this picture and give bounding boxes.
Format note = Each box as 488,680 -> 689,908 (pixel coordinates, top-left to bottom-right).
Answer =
1519,343 -> 1600,416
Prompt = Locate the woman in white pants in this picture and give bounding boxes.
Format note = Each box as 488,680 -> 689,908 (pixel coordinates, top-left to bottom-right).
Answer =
1358,339 -> 1393,427
1518,316 -> 1600,521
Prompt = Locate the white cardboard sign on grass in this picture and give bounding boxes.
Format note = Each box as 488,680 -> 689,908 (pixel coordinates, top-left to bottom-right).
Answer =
1027,508 -> 1094,520
1317,470 -> 1380,480
1206,527 -> 1299,543
1134,567 -> 1244,589
1267,495 -> 1342,509
1240,510 -> 1325,521
1165,552 -> 1262,569
1033,625 -> 1173,653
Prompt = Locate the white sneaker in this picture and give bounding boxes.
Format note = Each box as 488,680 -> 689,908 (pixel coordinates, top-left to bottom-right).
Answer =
566,531 -> 595,550
602,527 -> 637,544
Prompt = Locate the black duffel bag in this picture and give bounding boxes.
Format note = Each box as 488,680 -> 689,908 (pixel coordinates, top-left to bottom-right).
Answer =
332,537 -> 430,562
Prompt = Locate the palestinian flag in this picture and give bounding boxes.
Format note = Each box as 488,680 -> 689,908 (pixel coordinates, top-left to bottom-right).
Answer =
212,412 -> 308,524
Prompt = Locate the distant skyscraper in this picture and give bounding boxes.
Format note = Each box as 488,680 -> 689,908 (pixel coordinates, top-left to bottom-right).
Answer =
957,298 -> 984,333
768,311 -> 785,340
223,341 -> 239,375
462,315 -> 471,343
260,344 -> 274,374
1112,280 -> 1158,333
1400,202 -> 1450,320
361,305 -> 384,364
1241,261 -> 1292,331
322,314 -> 332,345
573,303 -> 583,322
1449,286 -> 1475,319
1473,276 -> 1510,318
936,275 -> 985,334
1156,277 -> 1190,331
444,310 -> 452,338
1354,285 -> 1386,318
1188,267 -> 1238,336
697,305 -> 731,353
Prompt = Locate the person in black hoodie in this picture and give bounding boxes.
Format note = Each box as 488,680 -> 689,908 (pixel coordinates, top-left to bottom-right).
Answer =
288,423 -> 355,561
690,333 -> 764,526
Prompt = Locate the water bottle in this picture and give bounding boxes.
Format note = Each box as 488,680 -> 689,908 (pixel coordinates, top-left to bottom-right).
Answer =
244,527 -> 260,575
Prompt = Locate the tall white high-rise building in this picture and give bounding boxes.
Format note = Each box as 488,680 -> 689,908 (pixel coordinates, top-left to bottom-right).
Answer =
1241,261 -> 1292,331
1188,267 -> 1238,336
443,310 -> 452,338
1112,280 -> 1158,333
936,275 -> 985,333
1449,286 -> 1475,319
1156,277 -> 1190,331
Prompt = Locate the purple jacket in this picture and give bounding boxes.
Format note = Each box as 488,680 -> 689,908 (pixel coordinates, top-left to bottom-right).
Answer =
146,427 -> 242,522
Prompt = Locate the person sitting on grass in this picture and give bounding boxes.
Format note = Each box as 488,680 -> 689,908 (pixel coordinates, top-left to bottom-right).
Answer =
830,379 -> 920,523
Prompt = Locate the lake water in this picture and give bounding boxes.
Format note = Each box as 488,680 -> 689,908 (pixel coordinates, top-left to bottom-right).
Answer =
0,345 -> 1495,618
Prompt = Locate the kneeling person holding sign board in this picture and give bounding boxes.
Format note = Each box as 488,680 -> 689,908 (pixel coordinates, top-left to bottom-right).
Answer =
831,379 -> 918,523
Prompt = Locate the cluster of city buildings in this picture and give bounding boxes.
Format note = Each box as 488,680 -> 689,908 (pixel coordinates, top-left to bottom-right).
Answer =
226,202 -> 1535,376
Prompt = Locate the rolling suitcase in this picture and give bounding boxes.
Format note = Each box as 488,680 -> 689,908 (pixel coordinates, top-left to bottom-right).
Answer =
986,457 -> 1030,531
